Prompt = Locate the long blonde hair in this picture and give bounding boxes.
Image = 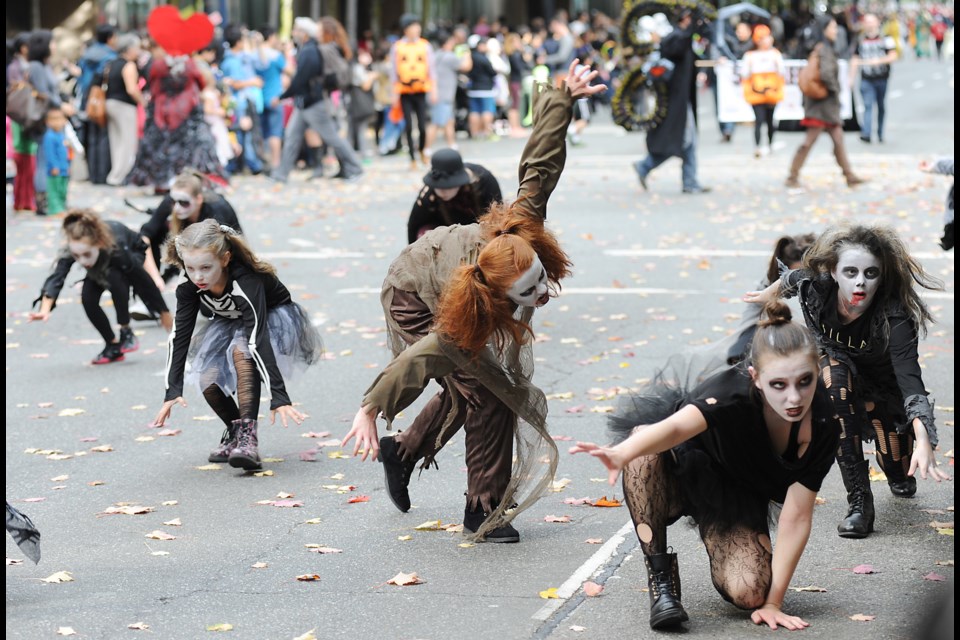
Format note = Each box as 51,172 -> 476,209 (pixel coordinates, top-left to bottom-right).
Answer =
164,218 -> 275,277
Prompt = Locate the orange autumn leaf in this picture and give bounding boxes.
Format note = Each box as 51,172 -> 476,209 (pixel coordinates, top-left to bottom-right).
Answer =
295,574 -> 321,582
347,495 -> 370,504
592,496 -> 622,508
850,614 -> 876,622
583,581 -> 604,597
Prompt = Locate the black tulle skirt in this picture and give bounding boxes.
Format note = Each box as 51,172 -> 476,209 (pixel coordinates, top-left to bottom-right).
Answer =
609,365 -> 777,535
125,104 -> 226,188
184,304 -> 321,399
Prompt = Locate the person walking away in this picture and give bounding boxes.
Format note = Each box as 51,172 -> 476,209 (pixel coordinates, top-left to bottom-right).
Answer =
632,10 -> 712,194
851,14 -> 898,143
785,16 -> 868,189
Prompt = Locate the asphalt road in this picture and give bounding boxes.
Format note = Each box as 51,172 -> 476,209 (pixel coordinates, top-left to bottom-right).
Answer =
6,58 -> 954,640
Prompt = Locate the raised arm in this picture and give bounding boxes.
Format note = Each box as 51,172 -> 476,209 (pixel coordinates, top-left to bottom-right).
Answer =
513,59 -> 606,221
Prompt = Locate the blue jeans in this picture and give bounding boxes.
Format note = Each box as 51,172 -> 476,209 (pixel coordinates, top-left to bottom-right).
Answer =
637,137 -> 701,191
860,77 -> 888,141
227,129 -> 263,175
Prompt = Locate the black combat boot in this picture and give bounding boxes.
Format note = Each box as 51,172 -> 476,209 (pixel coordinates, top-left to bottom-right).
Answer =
837,460 -> 876,538
463,502 -> 520,543
644,551 -> 689,629
379,435 -> 416,512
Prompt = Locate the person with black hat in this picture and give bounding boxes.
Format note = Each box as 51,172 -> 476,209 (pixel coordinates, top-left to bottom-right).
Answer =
407,148 -> 502,243
390,13 -> 436,170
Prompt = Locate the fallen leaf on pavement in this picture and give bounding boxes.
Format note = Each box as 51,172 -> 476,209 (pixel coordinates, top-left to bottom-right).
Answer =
90,444 -> 114,452
592,496 -> 622,507
135,436 -> 156,442
301,431 -> 332,439
563,497 -> 592,506
308,547 -> 342,554
790,585 -> 827,592
50,475 -> 69,482
550,478 -> 572,492
161,500 -> 178,506
935,560 -> 954,566
387,572 -> 425,586
251,562 -> 268,569
145,530 -> 176,541
101,505 -> 155,516
128,622 -> 150,630
157,429 -> 181,437
868,466 -> 887,482
293,630 -> 317,640
296,574 -> 321,582
569,625 -> 586,632
88,480 -> 105,486
206,623 -> 234,631
850,614 -> 875,622
57,409 -> 85,417
41,571 -> 74,584
852,564 -> 875,574
7,558 -> 24,566
150,551 -> 169,557
271,500 -> 304,508
22,497 -> 45,503
565,405 -> 585,414
398,535 -> 413,541
929,521 -> 954,529
458,543 -> 475,548
545,515 -> 571,523
583,581 -> 604,596
415,520 -> 443,531
585,538 -> 604,544
163,518 -> 182,527
347,495 -> 370,504
922,572 -> 946,582
253,470 -> 274,477
303,517 -> 322,524
262,457 -> 284,463
937,528 -> 954,536
539,587 -> 560,599
56,627 -> 77,636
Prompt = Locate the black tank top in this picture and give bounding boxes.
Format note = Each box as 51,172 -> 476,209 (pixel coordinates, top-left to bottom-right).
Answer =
105,60 -> 137,105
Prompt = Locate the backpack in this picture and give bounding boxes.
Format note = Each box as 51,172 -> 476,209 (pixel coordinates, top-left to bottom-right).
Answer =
798,44 -> 828,100
319,43 -> 351,92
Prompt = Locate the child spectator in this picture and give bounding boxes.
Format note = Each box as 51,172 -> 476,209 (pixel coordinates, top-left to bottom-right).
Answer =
41,107 -> 70,215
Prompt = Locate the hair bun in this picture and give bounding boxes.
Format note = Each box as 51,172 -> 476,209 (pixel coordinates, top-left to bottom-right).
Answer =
758,300 -> 792,328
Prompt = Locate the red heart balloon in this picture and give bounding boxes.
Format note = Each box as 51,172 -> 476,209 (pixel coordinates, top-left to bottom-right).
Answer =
147,6 -> 214,56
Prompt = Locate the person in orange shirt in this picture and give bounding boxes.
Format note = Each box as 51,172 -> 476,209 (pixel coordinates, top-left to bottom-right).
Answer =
390,13 -> 437,170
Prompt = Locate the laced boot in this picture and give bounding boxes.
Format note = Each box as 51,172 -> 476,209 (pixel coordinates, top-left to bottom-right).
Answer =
463,502 -> 520,543
208,420 -> 241,463
644,551 -> 689,629
228,419 -> 262,470
837,459 -> 875,538
379,436 -> 417,512
882,454 -> 918,498
91,342 -> 124,365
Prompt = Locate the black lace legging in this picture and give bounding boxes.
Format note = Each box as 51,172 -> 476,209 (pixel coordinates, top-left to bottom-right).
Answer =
81,266 -> 168,343
752,104 -> 775,147
819,356 -> 913,480
201,348 -> 261,425
622,449 -> 772,610
400,92 -> 429,160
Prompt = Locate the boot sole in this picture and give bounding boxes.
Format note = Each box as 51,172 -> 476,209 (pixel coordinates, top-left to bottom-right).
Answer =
228,455 -> 262,471
837,528 -> 873,539
381,462 -> 411,513
208,454 -> 230,463
650,607 -> 689,629
462,529 -> 520,544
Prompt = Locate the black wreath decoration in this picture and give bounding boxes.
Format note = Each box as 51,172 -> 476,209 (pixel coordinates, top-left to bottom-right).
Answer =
614,0 -> 717,132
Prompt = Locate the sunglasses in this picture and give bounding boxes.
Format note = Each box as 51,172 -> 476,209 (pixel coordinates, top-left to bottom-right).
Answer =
172,198 -> 193,208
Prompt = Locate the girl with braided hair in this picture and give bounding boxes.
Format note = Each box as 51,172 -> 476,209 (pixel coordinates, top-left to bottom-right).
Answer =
153,219 -> 321,471
572,301 -> 840,631
341,61 -> 604,543
745,223 -> 949,540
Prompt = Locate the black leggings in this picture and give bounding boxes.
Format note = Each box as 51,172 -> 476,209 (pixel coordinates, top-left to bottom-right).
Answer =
201,348 -> 262,425
752,104 -> 775,147
81,266 -> 168,343
400,93 -> 429,160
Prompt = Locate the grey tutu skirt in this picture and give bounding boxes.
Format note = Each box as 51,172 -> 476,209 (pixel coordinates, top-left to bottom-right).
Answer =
184,303 -> 322,398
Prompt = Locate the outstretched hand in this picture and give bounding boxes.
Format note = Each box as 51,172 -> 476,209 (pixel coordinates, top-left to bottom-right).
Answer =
909,441 -> 952,482
750,604 -> 810,631
152,397 -> 186,427
743,281 -> 780,306
569,442 -> 624,486
340,406 -> 380,461
562,59 -> 607,99
271,404 -> 305,428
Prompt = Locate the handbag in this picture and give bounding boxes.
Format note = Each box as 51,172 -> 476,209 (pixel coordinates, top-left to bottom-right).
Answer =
6,72 -> 50,133
85,62 -> 111,128
798,44 -> 828,100
348,85 -> 376,121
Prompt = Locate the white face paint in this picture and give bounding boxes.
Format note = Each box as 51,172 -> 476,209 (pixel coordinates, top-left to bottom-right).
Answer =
506,255 -> 550,308
831,245 -> 881,317
182,248 -> 229,293
434,186 -> 461,201
751,352 -> 818,424
170,191 -> 200,221
68,240 -> 100,269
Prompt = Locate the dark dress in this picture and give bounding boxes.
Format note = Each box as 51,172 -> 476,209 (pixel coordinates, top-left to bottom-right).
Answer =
613,366 -> 840,533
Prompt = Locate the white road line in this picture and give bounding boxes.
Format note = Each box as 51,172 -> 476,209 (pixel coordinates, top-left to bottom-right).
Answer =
531,520 -> 634,622
259,250 -> 365,259
337,286 -> 707,296
605,248 -> 953,260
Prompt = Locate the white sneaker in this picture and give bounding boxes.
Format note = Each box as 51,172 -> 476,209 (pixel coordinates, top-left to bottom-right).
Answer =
129,300 -> 159,322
